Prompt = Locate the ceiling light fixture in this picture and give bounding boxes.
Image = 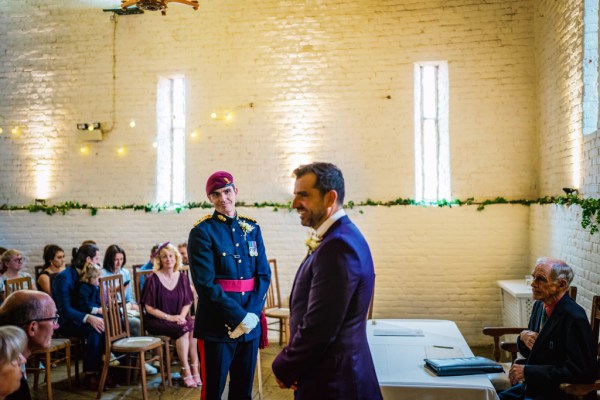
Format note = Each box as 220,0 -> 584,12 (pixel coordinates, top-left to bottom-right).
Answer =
121,0 -> 199,16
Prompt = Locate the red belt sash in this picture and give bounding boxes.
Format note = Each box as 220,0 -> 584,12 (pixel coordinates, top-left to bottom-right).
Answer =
214,278 -> 255,292
214,277 -> 268,349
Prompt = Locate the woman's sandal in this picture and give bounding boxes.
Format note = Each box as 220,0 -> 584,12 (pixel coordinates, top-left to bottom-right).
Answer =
190,363 -> 202,386
181,367 -> 197,388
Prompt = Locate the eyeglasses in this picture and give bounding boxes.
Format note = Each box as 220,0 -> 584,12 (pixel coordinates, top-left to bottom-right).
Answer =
20,314 -> 60,326
13,258 -> 23,264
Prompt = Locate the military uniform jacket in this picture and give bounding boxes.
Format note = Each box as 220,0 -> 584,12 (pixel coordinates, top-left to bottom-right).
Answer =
188,211 -> 271,342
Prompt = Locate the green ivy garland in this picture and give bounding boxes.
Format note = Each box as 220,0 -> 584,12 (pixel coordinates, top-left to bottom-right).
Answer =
2,193 -> 599,234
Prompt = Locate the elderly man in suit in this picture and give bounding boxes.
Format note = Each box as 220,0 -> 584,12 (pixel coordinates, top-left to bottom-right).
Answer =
499,257 -> 597,400
272,162 -> 382,400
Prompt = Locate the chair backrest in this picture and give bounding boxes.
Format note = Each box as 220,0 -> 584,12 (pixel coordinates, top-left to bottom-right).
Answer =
5,276 -> 33,296
34,265 -> 45,283
265,259 -> 281,309
178,266 -> 196,316
99,274 -> 130,343
569,285 -> 578,301
133,269 -> 154,334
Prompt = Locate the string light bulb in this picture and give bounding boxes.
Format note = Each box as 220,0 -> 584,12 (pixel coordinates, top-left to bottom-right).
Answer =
80,145 -> 89,154
225,113 -> 232,121
152,142 -> 158,148
129,119 -> 136,128
0,127 -> 3,134
210,112 -> 217,119
117,147 -> 126,155
191,129 -> 199,139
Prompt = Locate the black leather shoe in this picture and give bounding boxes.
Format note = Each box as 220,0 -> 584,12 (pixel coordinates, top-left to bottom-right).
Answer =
83,374 -> 109,391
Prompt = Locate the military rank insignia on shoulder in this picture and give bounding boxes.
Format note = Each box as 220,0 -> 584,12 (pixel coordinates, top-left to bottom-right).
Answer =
194,214 -> 212,227
238,214 -> 257,224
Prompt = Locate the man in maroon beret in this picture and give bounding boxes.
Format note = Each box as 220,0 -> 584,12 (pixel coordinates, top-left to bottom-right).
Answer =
188,170 -> 271,400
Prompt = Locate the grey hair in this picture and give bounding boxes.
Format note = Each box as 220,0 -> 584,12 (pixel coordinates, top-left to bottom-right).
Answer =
536,257 -> 574,285
0,325 -> 26,364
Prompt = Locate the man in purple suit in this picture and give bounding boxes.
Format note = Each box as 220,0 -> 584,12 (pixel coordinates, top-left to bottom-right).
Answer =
272,162 -> 382,400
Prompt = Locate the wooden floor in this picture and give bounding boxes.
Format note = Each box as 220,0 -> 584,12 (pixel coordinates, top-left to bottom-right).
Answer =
29,343 -> 294,400
28,343 -> 493,400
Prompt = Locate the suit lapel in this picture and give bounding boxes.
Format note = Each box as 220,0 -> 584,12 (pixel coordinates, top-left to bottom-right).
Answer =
289,216 -> 351,309
531,296 -> 568,356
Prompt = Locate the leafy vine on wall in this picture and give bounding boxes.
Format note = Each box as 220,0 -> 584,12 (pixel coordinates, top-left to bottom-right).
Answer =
2,193 -> 600,234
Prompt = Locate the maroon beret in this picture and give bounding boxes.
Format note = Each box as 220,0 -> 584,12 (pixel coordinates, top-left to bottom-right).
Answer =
206,171 -> 234,196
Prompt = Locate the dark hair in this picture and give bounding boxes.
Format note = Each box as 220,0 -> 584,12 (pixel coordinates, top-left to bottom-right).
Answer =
43,244 -> 64,267
71,244 -> 100,270
103,244 -> 127,273
293,162 -> 345,204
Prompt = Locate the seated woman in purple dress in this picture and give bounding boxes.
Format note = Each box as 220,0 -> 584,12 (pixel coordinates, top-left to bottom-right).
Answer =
141,242 -> 200,388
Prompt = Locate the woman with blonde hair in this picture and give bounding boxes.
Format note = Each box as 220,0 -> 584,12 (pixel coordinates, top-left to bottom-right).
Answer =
0,249 -> 36,303
141,242 -> 200,388
0,325 -> 27,400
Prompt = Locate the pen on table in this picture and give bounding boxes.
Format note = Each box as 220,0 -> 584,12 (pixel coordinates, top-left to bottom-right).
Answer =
433,345 -> 454,349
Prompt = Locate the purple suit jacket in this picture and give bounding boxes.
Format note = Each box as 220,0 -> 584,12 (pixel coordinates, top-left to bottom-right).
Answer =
272,216 -> 382,400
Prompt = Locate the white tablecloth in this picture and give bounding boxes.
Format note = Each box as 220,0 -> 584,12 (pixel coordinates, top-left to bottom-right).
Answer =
367,319 -> 500,400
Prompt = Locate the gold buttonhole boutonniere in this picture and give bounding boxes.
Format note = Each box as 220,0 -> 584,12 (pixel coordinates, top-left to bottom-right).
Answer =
305,233 -> 321,254
238,220 -> 255,239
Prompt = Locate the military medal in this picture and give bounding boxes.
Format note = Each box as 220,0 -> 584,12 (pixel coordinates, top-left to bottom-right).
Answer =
248,241 -> 258,256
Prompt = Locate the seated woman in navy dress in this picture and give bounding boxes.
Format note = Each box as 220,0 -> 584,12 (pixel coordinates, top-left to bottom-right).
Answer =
141,242 -> 200,388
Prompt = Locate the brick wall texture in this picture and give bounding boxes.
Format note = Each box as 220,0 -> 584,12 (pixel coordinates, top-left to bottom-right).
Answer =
0,0 -> 598,345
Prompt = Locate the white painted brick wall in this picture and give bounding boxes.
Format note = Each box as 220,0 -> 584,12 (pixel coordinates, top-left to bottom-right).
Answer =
0,204 -> 530,344
0,0 -> 542,346
534,0 -> 585,194
0,0 -> 536,205
529,0 -> 600,324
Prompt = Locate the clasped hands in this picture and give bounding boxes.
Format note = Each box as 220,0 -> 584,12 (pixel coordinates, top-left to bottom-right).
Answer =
508,329 -> 538,386
228,313 -> 259,339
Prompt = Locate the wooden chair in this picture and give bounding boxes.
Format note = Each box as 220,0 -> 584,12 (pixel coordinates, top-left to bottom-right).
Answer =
98,274 -> 166,399
34,265 -> 45,284
263,259 -> 290,345
132,268 -> 173,386
560,295 -> 600,399
8,273 -> 73,400
29,338 -> 72,400
5,276 -> 34,296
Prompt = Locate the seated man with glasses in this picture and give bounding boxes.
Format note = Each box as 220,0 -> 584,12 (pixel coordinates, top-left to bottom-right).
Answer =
0,290 -> 58,400
499,257 -> 597,400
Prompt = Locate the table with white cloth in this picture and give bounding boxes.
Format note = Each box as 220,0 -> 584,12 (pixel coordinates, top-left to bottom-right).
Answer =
367,319 -> 500,400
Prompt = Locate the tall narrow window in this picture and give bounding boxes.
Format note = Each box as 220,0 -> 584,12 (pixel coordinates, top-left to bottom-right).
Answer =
414,61 -> 450,203
156,76 -> 186,205
583,0 -> 599,135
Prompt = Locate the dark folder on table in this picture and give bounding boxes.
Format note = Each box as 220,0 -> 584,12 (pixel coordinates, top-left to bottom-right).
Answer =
424,356 -> 503,376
